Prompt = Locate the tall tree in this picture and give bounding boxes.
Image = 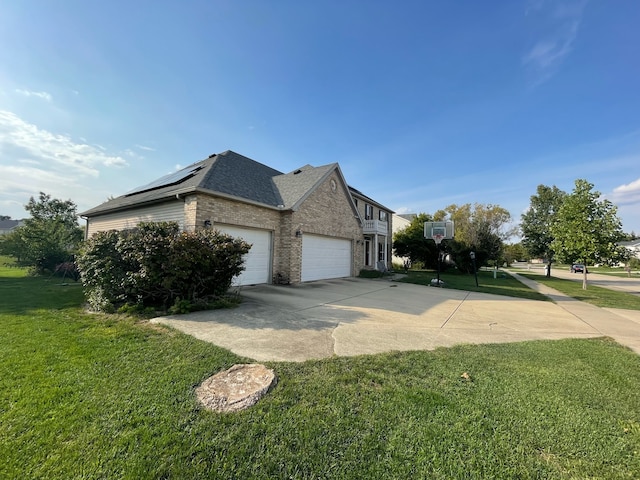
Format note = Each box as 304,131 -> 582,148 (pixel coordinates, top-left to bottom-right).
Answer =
551,179 -> 625,289
392,213 -> 437,268
503,242 -> 528,265
520,185 -> 566,277
1,193 -> 83,273
439,203 -> 513,268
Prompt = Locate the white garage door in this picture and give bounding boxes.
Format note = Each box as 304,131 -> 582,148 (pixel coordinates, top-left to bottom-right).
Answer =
216,225 -> 271,286
302,235 -> 352,282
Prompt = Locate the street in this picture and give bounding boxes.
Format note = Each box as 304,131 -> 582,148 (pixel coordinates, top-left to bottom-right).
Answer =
514,263 -> 640,296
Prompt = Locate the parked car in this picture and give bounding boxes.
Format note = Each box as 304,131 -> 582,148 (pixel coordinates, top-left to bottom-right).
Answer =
570,264 -> 588,273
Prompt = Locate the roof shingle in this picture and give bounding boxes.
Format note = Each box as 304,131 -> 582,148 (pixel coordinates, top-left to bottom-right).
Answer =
80,150 -> 341,216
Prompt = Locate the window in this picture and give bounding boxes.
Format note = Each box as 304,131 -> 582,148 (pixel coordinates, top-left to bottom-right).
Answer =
378,242 -> 384,261
365,204 -> 373,220
379,211 -> 387,222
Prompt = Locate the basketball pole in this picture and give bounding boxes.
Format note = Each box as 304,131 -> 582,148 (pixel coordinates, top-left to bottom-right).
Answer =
436,241 -> 441,286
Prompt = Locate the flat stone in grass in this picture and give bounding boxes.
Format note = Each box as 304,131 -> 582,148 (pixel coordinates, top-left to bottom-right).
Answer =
196,364 -> 277,413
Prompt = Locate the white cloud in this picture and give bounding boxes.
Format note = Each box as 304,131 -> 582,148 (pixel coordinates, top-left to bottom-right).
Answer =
0,110 -> 130,218
135,144 -> 156,151
0,110 -> 129,172
394,206 -> 414,215
522,1 -> 586,85
15,88 -> 52,102
104,156 -> 130,167
609,177 -> 640,206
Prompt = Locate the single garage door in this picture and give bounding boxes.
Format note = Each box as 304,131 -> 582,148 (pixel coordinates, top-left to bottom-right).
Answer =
216,225 -> 272,286
302,235 -> 351,282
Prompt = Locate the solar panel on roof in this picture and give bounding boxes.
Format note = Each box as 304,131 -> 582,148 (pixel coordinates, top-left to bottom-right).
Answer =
125,164 -> 204,196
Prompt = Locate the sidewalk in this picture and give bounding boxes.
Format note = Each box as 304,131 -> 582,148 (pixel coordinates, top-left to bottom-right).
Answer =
510,272 -> 640,355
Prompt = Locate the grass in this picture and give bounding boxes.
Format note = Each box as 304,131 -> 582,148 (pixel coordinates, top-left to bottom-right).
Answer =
0,255 -> 28,278
518,272 -> 640,310
586,266 -> 640,278
398,268 -> 550,301
528,263 -> 640,278
2,264 -> 640,478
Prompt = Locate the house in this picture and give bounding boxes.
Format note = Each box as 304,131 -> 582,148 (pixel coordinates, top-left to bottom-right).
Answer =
620,239 -> 640,260
81,150 -> 393,285
349,187 -> 393,271
0,219 -> 25,236
391,213 -> 415,266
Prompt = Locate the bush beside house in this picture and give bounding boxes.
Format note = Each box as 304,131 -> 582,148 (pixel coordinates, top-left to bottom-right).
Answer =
77,222 -> 251,313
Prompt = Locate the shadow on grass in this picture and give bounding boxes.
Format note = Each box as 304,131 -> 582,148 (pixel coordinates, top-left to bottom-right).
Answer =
0,276 -> 85,315
399,270 -> 549,301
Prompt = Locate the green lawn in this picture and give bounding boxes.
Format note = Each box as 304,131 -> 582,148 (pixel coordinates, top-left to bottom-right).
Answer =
518,272 -> 640,310
2,267 -> 640,478
398,269 -> 550,301
0,255 -> 28,278
588,266 -> 640,278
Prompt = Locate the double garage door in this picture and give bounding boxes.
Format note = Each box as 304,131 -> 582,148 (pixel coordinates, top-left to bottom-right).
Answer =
301,235 -> 352,282
216,227 -> 352,285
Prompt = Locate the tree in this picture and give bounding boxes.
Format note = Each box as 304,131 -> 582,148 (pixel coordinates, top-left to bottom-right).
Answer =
503,242 -> 528,266
437,203 -> 514,270
520,185 -> 566,277
1,193 -> 83,273
392,213 -> 437,268
393,204 -> 513,273
551,179 -> 625,289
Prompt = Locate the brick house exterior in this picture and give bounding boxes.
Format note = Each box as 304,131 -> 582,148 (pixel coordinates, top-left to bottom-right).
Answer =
81,150 -> 392,285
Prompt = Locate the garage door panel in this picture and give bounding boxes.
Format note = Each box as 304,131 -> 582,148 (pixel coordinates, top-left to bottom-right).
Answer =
302,235 -> 351,282
217,226 -> 271,286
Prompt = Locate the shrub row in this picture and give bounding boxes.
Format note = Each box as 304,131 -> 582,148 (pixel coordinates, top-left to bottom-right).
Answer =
76,222 -> 251,312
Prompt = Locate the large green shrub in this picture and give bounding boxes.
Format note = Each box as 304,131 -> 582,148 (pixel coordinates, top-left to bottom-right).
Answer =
0,193 -> 84,274
77,222 -> 251,312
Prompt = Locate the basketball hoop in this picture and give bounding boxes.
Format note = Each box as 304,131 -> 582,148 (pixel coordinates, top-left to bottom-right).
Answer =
432,234 -> 444,245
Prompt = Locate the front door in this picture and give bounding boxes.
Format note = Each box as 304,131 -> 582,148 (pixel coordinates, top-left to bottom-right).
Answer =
364,239 -> 372,267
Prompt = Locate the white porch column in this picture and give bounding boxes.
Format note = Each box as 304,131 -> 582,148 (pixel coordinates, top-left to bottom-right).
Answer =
374,232 -> 379,269
384,234 -> 388,267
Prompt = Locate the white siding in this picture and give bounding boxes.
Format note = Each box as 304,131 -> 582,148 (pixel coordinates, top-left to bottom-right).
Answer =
86,202 -> 185,237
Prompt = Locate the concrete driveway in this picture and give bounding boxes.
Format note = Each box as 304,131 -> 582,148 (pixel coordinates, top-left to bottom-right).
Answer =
151,276 -> 640,362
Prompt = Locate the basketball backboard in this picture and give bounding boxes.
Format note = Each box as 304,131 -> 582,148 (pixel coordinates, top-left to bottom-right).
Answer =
424,221 -> 454,243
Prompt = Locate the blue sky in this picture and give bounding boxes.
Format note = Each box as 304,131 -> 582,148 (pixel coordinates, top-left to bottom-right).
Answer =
1,1 -> 639,236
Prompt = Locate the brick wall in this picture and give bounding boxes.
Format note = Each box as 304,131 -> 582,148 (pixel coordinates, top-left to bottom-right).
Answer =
190,173 -> 371,283
292,172 -> 363,281
195,195 -> 281,232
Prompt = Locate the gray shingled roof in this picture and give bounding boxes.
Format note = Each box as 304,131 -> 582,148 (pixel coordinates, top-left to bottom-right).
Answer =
348,186 -> 393,213
81,150 -> 341,217
272,164 -> 337,209
0,219 -> 21,229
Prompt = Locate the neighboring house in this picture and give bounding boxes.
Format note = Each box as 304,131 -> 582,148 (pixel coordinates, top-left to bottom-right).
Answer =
391,213 -> 415,266
81,150 -> 393,285
0,219 -> 25,236
620,239 -> 640,260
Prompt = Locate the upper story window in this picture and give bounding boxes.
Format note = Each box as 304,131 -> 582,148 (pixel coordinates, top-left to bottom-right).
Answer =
379,211 -> 387,222
365,204 -> 373,220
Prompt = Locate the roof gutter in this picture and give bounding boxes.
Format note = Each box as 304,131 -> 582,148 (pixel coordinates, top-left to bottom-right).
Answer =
81,187 -> 197,218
